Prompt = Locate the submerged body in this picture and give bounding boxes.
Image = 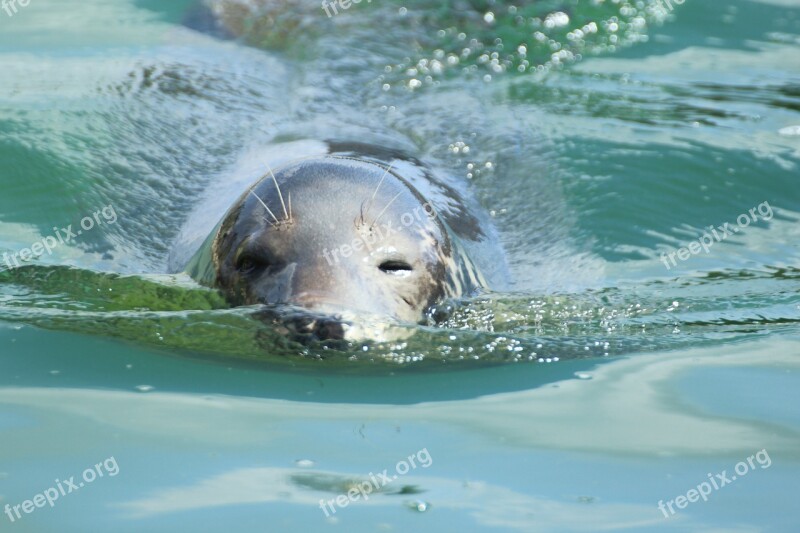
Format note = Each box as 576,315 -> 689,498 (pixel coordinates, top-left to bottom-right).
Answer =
169,141 -> 508,340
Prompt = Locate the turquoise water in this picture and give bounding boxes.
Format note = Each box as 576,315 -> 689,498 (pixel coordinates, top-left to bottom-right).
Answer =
1,0 -> 799,531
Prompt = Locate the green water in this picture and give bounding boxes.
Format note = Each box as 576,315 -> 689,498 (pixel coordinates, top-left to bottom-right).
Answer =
1,0 -> 799,531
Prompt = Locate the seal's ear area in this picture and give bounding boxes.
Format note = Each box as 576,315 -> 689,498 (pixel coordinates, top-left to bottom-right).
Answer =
415,170 -> 485,241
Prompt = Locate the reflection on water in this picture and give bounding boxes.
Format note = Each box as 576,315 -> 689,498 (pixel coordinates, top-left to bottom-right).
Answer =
3,338 -> 797,454
1,336 -> 797,531
116,466 -> 665,532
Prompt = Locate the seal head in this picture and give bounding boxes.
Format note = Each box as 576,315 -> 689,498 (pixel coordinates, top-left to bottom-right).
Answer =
190,156 -> 483,339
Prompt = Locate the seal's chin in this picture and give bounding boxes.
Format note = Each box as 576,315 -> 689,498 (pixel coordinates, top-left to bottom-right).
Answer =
340,320 -> 416,344
254,306 -> 415,344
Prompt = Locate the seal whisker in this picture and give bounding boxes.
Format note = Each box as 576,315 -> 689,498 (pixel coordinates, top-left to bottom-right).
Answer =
358,201 -> 367,226
288,192 -> 292,222
371,191 -> 403,229
365,161 -> 394,216
248,189 -> 279,226
263,161 -> 290,222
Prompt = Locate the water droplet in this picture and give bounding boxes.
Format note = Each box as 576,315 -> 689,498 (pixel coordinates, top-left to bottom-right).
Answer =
295,459 -> 315,468
135,385 -> 154,393
407,500 -> 430,512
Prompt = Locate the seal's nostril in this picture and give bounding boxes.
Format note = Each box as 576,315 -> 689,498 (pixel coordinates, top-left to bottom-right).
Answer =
286,314 -> 346,341
315,318 -> 345,341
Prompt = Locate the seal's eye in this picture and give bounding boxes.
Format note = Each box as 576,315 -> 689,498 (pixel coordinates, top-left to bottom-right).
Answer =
237,256 -> 269,275
379,260 -> 413,275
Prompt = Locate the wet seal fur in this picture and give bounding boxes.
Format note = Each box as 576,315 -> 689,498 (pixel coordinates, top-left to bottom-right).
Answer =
170,141 -> 509,341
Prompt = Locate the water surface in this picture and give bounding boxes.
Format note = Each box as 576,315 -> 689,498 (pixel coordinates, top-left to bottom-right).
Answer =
1,0 -> 798,531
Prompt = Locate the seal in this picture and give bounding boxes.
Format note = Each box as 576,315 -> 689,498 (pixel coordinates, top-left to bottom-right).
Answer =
170,141 -> 508,341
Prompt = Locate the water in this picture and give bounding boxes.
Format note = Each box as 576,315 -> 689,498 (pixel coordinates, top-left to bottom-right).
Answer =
1,0 -> 799,531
